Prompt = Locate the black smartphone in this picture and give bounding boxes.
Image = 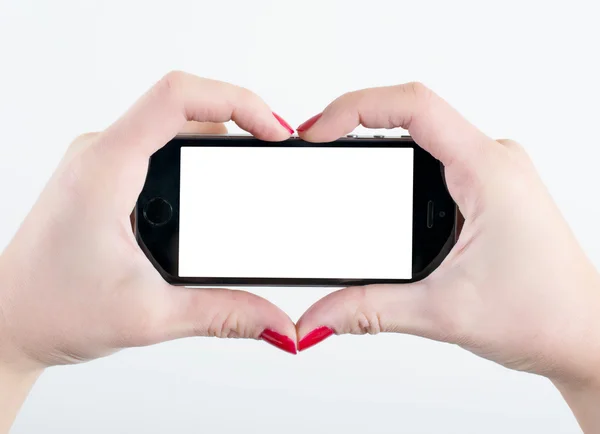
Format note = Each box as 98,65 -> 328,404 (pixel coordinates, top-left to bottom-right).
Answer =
135,134 -> 456,287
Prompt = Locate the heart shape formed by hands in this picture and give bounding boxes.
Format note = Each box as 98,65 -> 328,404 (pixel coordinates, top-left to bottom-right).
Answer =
2,71 -> 599,395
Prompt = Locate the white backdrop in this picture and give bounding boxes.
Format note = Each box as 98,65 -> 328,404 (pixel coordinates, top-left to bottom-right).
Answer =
1,1 -> 599,433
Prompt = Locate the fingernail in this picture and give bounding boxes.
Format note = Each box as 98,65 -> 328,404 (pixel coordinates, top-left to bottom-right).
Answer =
260,329 -> 297,354
296,113 -> 323,132
272,112 -> 294,134
298,326 -> 334,352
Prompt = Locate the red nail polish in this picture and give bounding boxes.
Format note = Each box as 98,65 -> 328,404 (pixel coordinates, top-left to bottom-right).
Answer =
272,112 -> 294,134
260,329 -> 297,354
296,113 -> 323,132
298,326 -> 334,352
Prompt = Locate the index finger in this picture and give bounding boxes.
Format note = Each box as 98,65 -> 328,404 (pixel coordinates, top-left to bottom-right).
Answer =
101,71 -> 292,159
297,82 -> 492,167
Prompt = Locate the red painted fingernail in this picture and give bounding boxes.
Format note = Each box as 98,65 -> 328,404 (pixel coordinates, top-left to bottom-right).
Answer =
296,113 -> 323,132
272,112 -> 294,134
260,329 -> 297,354
298,326 -> 334,352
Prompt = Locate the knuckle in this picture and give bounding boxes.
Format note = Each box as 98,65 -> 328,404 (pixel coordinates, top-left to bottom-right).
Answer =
162,70 -> 187,87
335,89 -> 365,108
235,85 -> 257,102
234,86 -> 264,113
405,81 -> 428,95
64,132 -> 100,161
208,310 -> 245,339
496,138 -> 519,148
389,82 -> 434,129
401,81 -> 433,103
496,138 -> 528,157
354,310 -> 383,335
485,143 -> 537,196
70,132 -> 99,146
156,70 -> 187,101
206,290 -> 251,339
228,85 -> 262,115
510,143 -> 534,166
54,146 -> 98,198
349,286 -> 383,335
498,139 -> 531,161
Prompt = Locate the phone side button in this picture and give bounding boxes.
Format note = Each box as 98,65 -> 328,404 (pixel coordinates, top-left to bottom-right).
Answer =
427,200 -> 434,228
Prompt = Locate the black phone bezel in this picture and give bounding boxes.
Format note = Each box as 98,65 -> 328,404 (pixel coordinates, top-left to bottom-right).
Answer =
135,135 -> 457,286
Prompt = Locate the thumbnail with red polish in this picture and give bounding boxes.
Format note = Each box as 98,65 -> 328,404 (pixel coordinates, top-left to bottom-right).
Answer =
272,112 -> 294,134
260,329 -> 297,354
296,113 -> 323,132
298,326 -> 334,351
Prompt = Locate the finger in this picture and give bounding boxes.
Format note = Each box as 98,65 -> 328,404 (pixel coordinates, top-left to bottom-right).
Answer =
297,82 -> 493,167
180,121 -> 228,135
101,71 -> 292,160
296,282 -> 446,352
160,285 -> 298,354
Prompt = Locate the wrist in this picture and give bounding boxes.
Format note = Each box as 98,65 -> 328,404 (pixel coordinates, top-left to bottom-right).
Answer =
550,274 -> 600,385
553,377 -> 600,433
553,374 -> 600,398
0,253 -> 37,372
0,257 -> 42,433
549,275 -> 600,433
0,360 -> 42,434
0,359 -> 43,384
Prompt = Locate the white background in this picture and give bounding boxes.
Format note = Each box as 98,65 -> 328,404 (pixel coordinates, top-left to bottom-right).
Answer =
0,0 -> 599,433
179,147 -> 413,279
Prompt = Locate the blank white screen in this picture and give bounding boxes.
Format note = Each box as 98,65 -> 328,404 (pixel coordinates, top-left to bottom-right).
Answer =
179,146 -> 413,279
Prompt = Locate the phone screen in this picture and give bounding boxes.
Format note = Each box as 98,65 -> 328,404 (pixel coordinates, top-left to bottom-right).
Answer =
178,146 -> 414,279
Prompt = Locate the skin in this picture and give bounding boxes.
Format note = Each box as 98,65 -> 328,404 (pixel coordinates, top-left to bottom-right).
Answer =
295,83 -> 600,431
0,72 -> 599,432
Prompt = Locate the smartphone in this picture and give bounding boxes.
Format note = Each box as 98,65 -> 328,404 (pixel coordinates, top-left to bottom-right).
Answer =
135,135 -> 456,286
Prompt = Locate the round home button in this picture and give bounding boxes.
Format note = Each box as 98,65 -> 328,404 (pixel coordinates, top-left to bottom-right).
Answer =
143,197 -> 173,227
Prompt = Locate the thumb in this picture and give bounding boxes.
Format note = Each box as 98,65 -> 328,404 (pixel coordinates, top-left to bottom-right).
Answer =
156,284 -> 298,354
296,282 -> 448,352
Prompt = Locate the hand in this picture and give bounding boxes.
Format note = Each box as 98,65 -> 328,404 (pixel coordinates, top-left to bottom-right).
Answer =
0,71 -> 298,373
296,83 -> 600,389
